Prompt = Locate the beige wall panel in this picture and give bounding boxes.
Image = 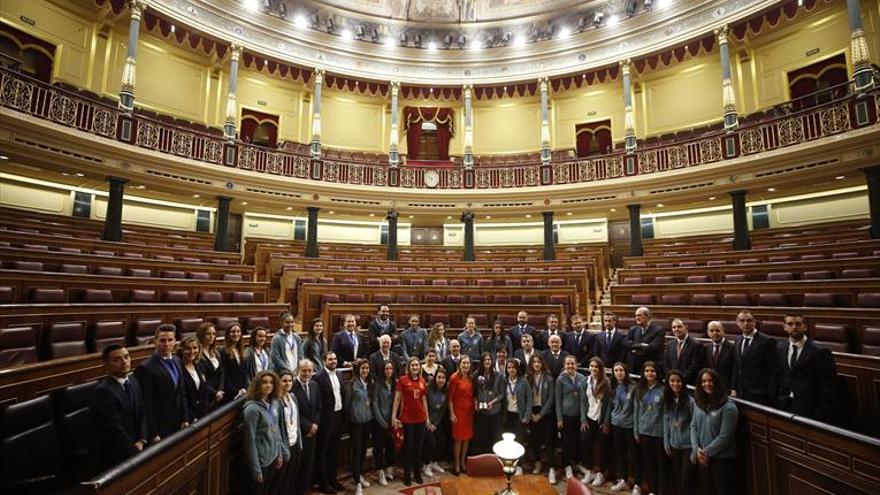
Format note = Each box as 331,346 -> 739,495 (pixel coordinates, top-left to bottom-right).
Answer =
0,179 -> 70,214
473,102 -> 542,154
558,221 -> 608,243
769,191 -> 869,227
93,197 -> 197,230
318,220 -> 381,243
642,58 -> 723,134
320,93 -> 385,151
242,214 -> 294,239
444,225 -> 464,246
474,223 -> 543,245
237,70 -> 304,141
552,85 -> 624,149
653,209 -> 734,239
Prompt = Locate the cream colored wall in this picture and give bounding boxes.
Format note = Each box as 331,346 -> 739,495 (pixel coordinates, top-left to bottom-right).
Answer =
320,91 -> 387,152
651,208 -> 735,239
444,224 -> 464,246
558,220 -> 608,244
443,219 -> 609,246
236,69 -> 307,143
242,213 -> 296,239
766,189 -> 870,228
552,84 -> 625,148
92,196 -> 200,230
242,213 -> 412,244
638,57 -> 724,136
0,175 -> 72,215
473,101 -> 542,154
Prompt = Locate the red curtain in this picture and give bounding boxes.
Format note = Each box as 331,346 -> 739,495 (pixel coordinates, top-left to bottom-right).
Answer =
404,107 -> 454,160
787,54 -> 848,109
595,129 -> 612,155
436,125 -> 451,160
575,120 -> 612,157
575,130 -> 592,158
407,123 -> 422,160
240,108 -> 279,147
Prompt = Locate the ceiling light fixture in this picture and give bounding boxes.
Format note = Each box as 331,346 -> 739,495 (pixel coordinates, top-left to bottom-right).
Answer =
610,208 -> 617,212
241,201 -> 248,205
767,187 -> 777,192
513,34 -> 527,47
607,15 -> 619,27
294,15 -> 308,29
469,39 -> 481,50
0,155 -> 9,160
427,41 -> 437,50
708,196 -> 716,200
329,210 -> 335,214
408,215 -> 414,218
835,175 -> 845,180
286,206 -> 293,210
566,212 -> 573,216
75,172 -> 85,177
192,194 -> 200,198
656,203 -> 664,207
525,214 -> 532,218
340,29 -> 353,40
485,215 -> 492,219
558,26 -> 571,39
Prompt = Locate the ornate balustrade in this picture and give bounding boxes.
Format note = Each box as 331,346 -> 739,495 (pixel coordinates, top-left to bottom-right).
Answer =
2,67 -> 878,190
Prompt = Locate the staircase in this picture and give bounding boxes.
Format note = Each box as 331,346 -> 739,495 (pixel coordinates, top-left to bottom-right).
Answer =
590,268 -> 617,330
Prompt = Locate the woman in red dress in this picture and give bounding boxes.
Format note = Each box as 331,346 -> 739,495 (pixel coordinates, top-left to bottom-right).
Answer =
448,354 -> 475,475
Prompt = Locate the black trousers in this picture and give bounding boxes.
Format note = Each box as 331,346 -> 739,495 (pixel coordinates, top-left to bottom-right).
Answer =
639,434 -> 667,494
248,464 -> 278,495
315,411 -> 343,487
561,415 -> 582,467
372,422 -> 396,470
402,422 -> 426,477
277,444 -> 302,495
528,408 -> 557,468
612,426 -> 638,482
503,410 -> 526,446
581,417 -> 609,470
298,435 -> 317,493
424,423 -> 449,465
350,421 -> 371,483
699,457 -> 737,495
670,447 -> 696,495
474,412 -> 503,454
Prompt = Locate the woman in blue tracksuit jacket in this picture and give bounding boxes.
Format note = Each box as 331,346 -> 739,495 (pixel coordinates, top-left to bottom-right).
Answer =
663,369 -> 696,495
633,361 -> 666,495
691,367 -> 739,495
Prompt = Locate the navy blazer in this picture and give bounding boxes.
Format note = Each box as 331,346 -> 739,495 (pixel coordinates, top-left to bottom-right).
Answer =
663,336 -> 705,385
314,368 -> 345,423
508,324 -> 536,352
369,350 -> 401,379
441,354 -> 464,375
543,349 -> 570,379
704,340 -> 737,391
536,330 -> 565,352
624,322 -> 665,373
732,332 -> 776,405
368,318 -> 398,354
90,375 -> 148,469
594,329 -> 627,368
181,365 -> 213,422
134,354 -> 188,440
564,331 -> 595,367
330,330 -> 367,365
219,347 -> 249,399
291,379 -> 322,435
769,339 -> 838,423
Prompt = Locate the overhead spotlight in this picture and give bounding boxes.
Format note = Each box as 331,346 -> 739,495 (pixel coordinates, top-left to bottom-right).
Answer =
427,40 -> 437,50
384,36 -> 396,48
607,14 -> 619,27
593,12 -> 604,28
294,14 -> 308,29
558,26 -> 571,39
340,29 -> 352,40
469,38 -> 482,50
513,34 -> 527,47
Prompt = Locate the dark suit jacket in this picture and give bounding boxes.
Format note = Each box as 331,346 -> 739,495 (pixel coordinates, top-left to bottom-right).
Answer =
513,348 -> 539,369
732,332 -> 776,404
623,322 -> 665,373
196,351 -> 224,399
314,369 -> 345,425
441,354 -> 464,375
368,318 -> 398,354
543,349 -> 570,379
564,331 -> 595,367
369,350 -> 401,379
219,347 -> 248,399
134,354 -> 188,439
536,330 -> 565,352
769,339 -> 838,423
292,379 -> 322,436
180,366 -> 212,422
330,330 -> 367,365
705,340 -> 737,391
663,336 -> 705,385
90,375 -> 148,469
594,329 -> 627,368
508,324 -> 536,352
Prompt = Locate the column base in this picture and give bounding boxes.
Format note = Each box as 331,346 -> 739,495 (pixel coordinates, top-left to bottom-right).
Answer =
724,112 -> 739,132
118,92 -> 134,113
223,123 -> 236,142
625,135 -> 637,154
854,66 -> 875,92
310,141 -> 322,159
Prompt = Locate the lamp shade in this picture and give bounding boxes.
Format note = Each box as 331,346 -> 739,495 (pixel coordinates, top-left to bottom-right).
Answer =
492,433 -> 525,462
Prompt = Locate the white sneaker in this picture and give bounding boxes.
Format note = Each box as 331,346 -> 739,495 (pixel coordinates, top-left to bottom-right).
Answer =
591,473 -> 605,486
565,466 -> 574,480
611,479 -> 627,491
548,468 -> 557,485
514,466 -> 523,476
354,483 -> 363,495
580,470 -> 594,484
531,461 -> 543,474
359,475 -> 370,487
431,462 -> 445,473
631,486 -> 642,495
385,467 -> 395,480
377,470 -> 388,486
423,465 -> 434,477
576,464 -> 589,476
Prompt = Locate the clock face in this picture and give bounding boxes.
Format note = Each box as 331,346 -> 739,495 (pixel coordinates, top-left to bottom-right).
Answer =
424,170 -> 440,188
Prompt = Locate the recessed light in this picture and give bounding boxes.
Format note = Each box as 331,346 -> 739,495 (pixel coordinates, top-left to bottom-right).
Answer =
485,215 -> 492,219
525,214 -> 532,218
767,187 -> 777,192
192,194 -> 200,198
835,175 -> 846,180
446,215 -> 453,219
61,172 -> 69,176
656,203 -> 664,207
610,208 -> 616,212
558,27 -> 571,39
241,202 -> 248,205
427,41 -> 437,50
708,196 -> 716,200
408,215 -> 414,218
369,213 -> 375,217
75,172 -> 85,177
329,210 -> 335,214
340,30 -> 353,40
0,155 -> 9,160
135,185 -> 146,189
566,212 -> 573,216
286,206 -> 293,211
294,15 -> 308,29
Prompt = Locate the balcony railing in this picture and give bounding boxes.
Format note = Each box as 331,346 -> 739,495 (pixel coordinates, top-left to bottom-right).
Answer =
1,66 -> 878,190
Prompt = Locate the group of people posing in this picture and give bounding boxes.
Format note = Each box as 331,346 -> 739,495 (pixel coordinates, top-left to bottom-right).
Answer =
91,304 -> 839,495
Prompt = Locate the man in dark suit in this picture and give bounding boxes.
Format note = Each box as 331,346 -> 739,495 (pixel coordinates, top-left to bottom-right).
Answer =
543,334 -> 569,379
731,310 -> 776,405
508,310 -> 536,352
292,359 -> 322,494
564,314 -> 594,367
513,334 -> 538,370
331,314 -> 367,368
623,307 -> 665,374
91,344 -> 148,470
134,324 -> 188,441
368,304 -> 397,355
441,339 -> 463,374
704,321 -> 736,391
769,314 -> 839,424
594,312 -> 626,367
536,314 -> 564,352
663,319 -> 705,385
369,334 -> 401,379
314,351 -> 345,493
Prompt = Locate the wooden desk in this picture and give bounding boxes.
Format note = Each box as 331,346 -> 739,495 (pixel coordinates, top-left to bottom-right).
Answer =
440,474 -> 557,495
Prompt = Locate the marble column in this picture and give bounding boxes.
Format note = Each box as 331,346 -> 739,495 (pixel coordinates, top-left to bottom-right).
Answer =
310,69 -> 324,159
716,25 -> 738,131
461,211 -> 475,261
463,84 -> 474,169
730,190 -> 751,250
223,45 -> 243,141
542,211 -> 555,261
305,206 -> 319,258
386,209 -> 399,260
539,76 -> 552,166
389,81 -> 400,167
627,203 -> 643,257
847,0 -> 874,90
214,196 -> 232,251
118,0 -> 145,113
102,176 -> 129,242
621,59 -> 637,153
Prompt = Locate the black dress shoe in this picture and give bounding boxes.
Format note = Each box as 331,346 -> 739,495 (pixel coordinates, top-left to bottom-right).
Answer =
451,468 -> 460,476
414,472 -> 424,484
330,482 -> 345,491
404,471 -> 412,486
318,485 -> 337,494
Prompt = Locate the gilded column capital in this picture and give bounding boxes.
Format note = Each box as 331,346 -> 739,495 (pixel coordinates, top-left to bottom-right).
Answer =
538,76 -> 550,93
715,25 -> 729,45
229,44 -> 243,62
619,58 -> 632,75
313,68 -> 325,85
128,0 -> 146,20
463,84 -> 473,100
390,80 -> 400,96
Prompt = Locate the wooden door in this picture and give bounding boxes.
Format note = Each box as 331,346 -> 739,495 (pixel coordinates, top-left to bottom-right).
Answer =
609,220 -> 631,268
227,213 -> 243,253
418,130 -> 440,160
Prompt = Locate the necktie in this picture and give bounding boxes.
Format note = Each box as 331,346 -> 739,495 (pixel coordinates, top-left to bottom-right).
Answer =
606,331 -> 611,348
305,383 -> 311,402
743,337 -> 751,354
163,358 -> 179,387
676,340 -> 683,359
789,345 -> 798,369
123,379 -> 134,405
712,344 -> 720,364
